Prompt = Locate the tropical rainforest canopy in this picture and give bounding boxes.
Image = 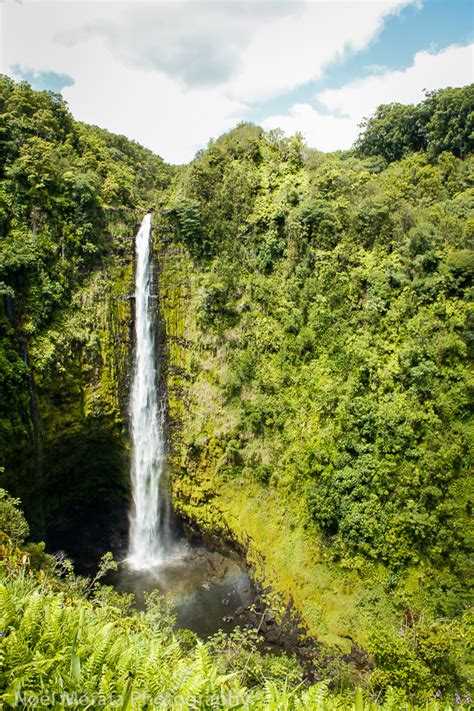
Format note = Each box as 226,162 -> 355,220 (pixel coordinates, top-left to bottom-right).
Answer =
0,75 -> 472,708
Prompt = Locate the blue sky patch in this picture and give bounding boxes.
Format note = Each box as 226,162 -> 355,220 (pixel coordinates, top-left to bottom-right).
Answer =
249,0 -> 474,123
11,65 -> 75,93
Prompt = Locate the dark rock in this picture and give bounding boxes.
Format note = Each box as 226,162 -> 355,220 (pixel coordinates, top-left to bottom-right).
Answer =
265,628 -> 282,644
264,610 -> 276,625
343,646 -> 373,672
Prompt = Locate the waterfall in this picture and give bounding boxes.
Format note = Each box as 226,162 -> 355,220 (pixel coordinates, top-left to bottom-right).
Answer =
127,212 -> 165,569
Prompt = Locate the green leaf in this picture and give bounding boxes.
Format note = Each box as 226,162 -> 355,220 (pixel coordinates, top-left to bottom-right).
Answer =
121,676 -> 133,711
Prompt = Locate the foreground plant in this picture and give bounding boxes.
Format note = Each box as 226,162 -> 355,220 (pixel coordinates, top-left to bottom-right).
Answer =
0,538 -> 470,710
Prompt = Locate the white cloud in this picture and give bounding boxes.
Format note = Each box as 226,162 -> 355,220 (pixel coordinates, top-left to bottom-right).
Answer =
318,42 -> 474,121
229,0 -> 413,102
61,45 -> 247,164
55,2 -> 298,88
262,102 -> 355,151
263,42 -> 474,152
1,0 -> 470,163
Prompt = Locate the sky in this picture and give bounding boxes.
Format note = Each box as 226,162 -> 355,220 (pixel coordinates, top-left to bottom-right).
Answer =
0,0 -> 473,164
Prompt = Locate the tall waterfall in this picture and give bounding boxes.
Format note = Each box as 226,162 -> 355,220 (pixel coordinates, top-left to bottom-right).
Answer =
127,212 -> 165,569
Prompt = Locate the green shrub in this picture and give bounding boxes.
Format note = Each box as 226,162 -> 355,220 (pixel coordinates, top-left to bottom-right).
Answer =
0,488 -> 29,544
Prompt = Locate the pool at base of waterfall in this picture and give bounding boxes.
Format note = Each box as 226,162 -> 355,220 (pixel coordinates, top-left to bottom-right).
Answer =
46,501 -> 256,638
112,541 -> 255,637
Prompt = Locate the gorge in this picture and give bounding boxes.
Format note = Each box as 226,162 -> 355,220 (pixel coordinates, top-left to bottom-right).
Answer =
0,76 -> 472,708
120,211 -> 257,638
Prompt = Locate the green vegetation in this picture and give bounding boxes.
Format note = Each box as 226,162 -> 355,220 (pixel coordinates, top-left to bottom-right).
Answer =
0,486 -> 29,544
355,85 -> 474,162
161,86 -> 473,701
0,77 -> 472,706
0,75 -> 172,531
0,535 -> 470,709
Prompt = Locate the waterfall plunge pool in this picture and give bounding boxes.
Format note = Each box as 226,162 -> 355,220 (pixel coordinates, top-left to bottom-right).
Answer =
46,501 -> 256,638
113,542 -> 255,637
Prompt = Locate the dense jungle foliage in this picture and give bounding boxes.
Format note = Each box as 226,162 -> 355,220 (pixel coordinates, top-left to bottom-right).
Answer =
0,76 -> 472,707
162,85 -> 473,701
168,85 -> 473,579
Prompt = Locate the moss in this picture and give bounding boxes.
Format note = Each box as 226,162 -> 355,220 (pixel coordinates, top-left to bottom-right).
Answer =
154,240 -> 395,653
155,238 -> 197,458
4,247 -> 135,534
172,461 -> 398,652
154,231 -> 463,663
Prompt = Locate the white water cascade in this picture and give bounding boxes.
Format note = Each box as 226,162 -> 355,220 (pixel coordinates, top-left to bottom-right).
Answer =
127,212 -> 165,569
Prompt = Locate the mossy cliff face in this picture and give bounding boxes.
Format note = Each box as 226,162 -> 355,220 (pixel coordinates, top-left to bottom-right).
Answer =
42,257 -> 134,525
3,245 -> 135,536
156,239 -> 383,652
156,120 -> 472,661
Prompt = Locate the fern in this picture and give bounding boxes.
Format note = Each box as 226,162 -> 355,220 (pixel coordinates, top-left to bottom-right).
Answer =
0,546 -> 465,711
0,584 -> 17,629
20,590 -> 44,646
295,681 -> 330,710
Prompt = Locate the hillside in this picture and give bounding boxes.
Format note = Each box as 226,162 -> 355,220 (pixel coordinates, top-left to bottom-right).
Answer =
0,76 -> 472,706
158,85 -> 473,695
0,75 -> 172,535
